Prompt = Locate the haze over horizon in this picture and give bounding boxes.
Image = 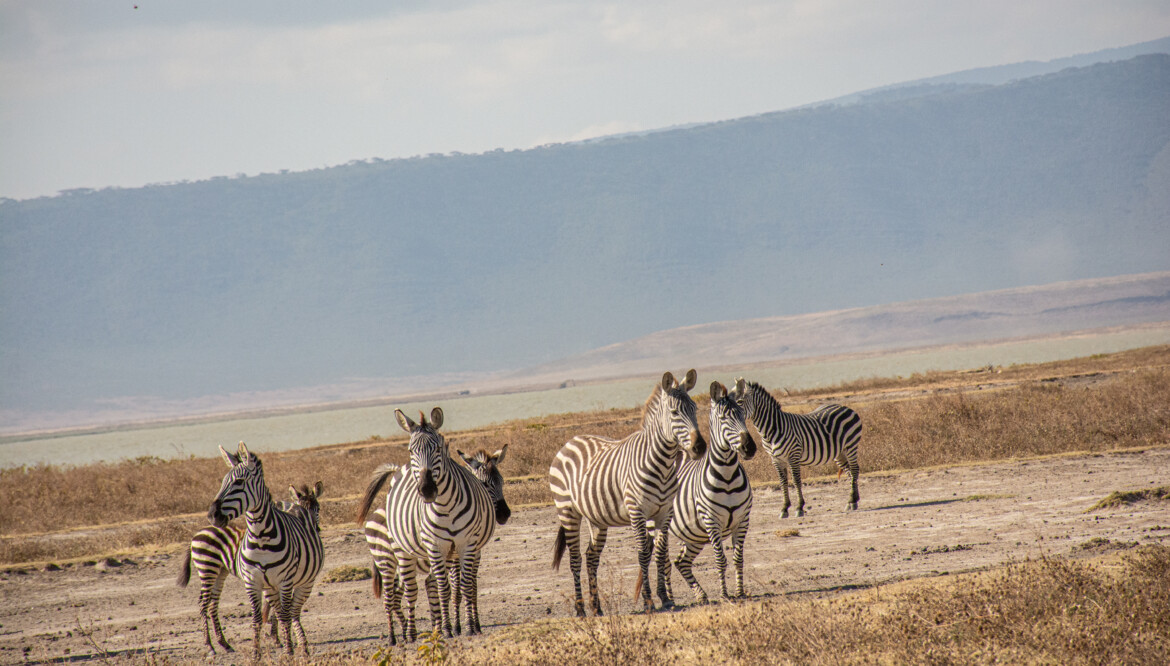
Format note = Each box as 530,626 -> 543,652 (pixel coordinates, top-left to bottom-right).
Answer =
3,2 -> 1170,200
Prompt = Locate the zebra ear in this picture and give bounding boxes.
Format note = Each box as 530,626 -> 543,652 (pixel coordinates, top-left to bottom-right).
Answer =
493,444 -> 508,465
682,369 -> 698,392
710,381 -> 727,401
395,409 -> 415,432
430,407 -> 444,430
735,377 -> 747,396
288,485 -> 299,500
313,481 -> 324,498
457,449 -> 473,465
237,441 -> 250,459
661,372 -> 676,391
219,445 -> 239,468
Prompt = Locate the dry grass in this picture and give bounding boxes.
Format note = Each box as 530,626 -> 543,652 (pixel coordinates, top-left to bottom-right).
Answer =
2,345 -> 1169,566
313,545 -> 1170,665
1086,485 -> 1170,512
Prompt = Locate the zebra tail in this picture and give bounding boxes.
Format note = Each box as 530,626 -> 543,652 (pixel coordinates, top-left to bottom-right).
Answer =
176,546 -> 192,588
552,525 -> 567,571
356,463 -> 399,524
372,565 -> 383,599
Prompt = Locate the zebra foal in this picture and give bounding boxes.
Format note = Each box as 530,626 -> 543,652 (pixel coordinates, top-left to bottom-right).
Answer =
207,442 -> 326,659
549,370 -> 706,616
732,379 -> 863,518
667,379 -> 756,604
177,483 -> 321,653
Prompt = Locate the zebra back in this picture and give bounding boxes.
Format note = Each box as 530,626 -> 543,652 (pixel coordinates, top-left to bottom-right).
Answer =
735,380 -> 862,466
549,370 -> 706,530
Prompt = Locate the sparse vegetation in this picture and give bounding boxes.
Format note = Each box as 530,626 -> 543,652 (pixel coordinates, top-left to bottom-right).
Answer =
322,565 -> 372,583
1,346 -> 1169,566
306,545 -> 1170,665
1087,485 -> 1170,512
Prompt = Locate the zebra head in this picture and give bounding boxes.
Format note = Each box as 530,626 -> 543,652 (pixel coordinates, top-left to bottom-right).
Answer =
458,445 -> 511,525
208,441 -> 268,528
710,380 -> 757,461
288,481 -> 324,532
652,369 -> 706,460
395,407 -> 447,503
730,377 -> 765,420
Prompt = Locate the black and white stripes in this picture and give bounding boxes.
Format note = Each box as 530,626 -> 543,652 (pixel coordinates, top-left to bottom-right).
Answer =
207,442 -> 325,659
733,379 -> 863,517
549,370 -> 707,615
668,379 -> 757,603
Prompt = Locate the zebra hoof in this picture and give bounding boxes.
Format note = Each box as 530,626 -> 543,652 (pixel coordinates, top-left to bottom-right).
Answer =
796,509 -> 805,517
780,509 -> 789,519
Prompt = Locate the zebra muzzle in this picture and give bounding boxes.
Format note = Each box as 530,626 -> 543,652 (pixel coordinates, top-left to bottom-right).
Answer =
207,501 -> 229,528
740,432 -> 758,460
495,499 -> 512,525
687,431 -> 707,459
419,469 -> 438,502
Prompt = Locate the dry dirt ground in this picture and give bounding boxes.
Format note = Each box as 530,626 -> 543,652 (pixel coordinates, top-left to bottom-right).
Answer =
2,447 -> 1168,664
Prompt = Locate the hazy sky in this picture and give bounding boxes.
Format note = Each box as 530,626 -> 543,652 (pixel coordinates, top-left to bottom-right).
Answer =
2,1 -> 1169,200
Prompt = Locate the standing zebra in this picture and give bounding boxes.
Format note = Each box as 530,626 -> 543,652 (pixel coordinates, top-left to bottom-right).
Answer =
208,442 -> 326,659
732,379 -> 863,518
178,483 -> 321,653
667,379 -> 756,604
359,408 -> 500,638
358,446 -> 509,645
549,370 -> 707,616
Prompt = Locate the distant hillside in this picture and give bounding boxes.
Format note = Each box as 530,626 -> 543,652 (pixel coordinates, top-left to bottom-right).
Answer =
2,53 -> 1169,421
507,272 -> 1170,385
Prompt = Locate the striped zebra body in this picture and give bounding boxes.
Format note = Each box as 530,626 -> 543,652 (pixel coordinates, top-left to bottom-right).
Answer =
359,446 -> 510,645
734,379 -> 863,518
668,380 -> 757,604
208,442 -> 325,659
385,408 -> 499,638
549,370 -> 707,616
177,488 -> 321,653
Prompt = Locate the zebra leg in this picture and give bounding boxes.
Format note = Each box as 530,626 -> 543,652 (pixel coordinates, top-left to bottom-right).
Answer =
731,516 -> 749,598
423,571 -> 441,637
461,552 -> 484,635
429,551 -> 454,637
277,586 -> 295,656
771,457 -> 792,518
628,511 -> 655,613
847,456 -> 860,511
290,585 -> 312,657
244,581 -> 266,661
653,526 -> 674,610
789,457 -> 806,517
400,567 -> 420,643
201,569 -> 233,653
701,515 -> 730,601
262,592 -> 281,647
376,561 -> 400,646
674,541 -> 707,605
585,523 -> 609,616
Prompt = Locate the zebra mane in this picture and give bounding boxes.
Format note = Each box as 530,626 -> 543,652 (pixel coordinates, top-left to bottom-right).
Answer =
639,383 -> 666,429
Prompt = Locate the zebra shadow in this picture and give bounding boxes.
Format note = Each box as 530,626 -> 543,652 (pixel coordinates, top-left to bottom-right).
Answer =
865,497 -> 970,512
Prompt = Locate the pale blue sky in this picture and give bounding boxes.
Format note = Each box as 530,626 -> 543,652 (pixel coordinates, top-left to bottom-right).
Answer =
3,0 -> 1169,200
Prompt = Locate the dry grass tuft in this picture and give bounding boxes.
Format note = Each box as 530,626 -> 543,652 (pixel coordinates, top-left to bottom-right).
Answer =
1087,485 -> 1170,512
775,528 -> 801,538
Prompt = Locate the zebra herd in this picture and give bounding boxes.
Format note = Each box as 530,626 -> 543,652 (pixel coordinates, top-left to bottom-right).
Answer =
178,371 -> 862,657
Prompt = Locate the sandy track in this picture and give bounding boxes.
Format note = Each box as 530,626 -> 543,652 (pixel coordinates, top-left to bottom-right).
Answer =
2,447 -> 1168,663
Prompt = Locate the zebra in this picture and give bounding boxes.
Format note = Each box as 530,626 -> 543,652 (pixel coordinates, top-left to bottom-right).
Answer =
666,379 -> 756,604
357,408 -> 500,639
177,483 -> 321,653
731,378 -> 863,518
207,442 -> 326,659
549,369 -> 707,616
358,446 -> 509,645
